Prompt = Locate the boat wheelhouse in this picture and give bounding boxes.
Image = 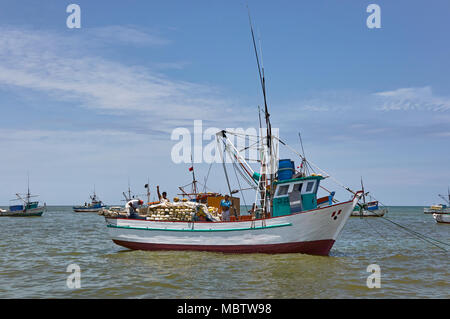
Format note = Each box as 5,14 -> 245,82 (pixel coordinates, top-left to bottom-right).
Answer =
272,175 -> 324,217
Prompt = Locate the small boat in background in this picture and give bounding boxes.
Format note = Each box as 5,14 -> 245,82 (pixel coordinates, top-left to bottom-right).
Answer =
73,190 -> 106,213
0,182 -> 45,217
351,200 -> 387,217
350,178 -> 387,217
424,188 -> 450,224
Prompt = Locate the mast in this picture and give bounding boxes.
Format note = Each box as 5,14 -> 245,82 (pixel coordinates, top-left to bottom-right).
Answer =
298,132 -> 308,176
146,178 -> 150,204
248,7 -> 274,213
438,188 -> 450,206
27,172 -> 30,203
190,155 -> 198,196
361,177 -> 366,204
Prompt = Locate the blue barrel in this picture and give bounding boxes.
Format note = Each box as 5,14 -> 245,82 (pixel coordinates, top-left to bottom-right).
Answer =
9,205 -> 24,211
278,159 -> 295,181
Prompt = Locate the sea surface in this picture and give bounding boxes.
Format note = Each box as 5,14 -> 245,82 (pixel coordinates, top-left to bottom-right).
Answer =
0,206 -> 448,299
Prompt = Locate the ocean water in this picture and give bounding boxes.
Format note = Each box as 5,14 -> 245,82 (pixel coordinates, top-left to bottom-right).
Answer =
0,206 -> 448,299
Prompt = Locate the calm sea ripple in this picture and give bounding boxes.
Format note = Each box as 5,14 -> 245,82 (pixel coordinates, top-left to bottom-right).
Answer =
0,206 -> 448,298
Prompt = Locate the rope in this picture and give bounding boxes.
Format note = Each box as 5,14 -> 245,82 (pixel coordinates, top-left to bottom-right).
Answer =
379,216 -> 449,251
202,162 -> 214,193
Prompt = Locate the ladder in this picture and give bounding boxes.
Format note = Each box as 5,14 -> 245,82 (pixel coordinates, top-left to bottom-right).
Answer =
252,144 -> 269,228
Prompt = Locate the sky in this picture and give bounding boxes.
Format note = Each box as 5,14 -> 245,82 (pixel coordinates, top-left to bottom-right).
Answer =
0,0 -> 449,206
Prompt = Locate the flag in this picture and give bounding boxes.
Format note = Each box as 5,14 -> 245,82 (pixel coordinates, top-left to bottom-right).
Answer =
189,167 -> 193,172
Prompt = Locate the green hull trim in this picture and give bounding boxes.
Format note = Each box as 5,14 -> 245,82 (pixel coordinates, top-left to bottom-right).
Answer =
107,222 -> 292,232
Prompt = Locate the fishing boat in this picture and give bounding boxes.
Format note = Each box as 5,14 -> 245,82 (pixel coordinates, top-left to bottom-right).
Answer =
424,189 -> 450,224
73,191 -> 106,213
350,178 -> 387,217
0,184 -> 45,217
100,14 -> 363,256
351,201 -> 387,217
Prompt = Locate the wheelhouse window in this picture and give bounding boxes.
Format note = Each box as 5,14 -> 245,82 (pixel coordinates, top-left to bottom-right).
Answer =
305,181 -> 315,193
276,185 -> 290,196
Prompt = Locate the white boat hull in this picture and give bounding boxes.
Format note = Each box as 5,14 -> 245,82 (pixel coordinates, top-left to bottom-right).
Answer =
104,194 -> 360,256
351,208 -> 386,217
0,206 -> 45,217
73,208 -> 104,213
433,213 -> 450,224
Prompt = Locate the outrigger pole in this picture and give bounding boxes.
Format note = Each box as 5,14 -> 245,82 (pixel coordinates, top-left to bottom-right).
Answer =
216,131 -> 238,218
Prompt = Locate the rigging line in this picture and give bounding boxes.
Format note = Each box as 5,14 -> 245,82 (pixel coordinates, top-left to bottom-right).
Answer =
229,149 -> 256,184
202,161 -> 214,193
232,160 -> 257,189
360,215 -> 447,260
217,135 -> 238,217
238,139 -> 262,153
238,187 -> 258,191
231,160 -> 248,209
378,216 -> 449,251
362,217 -> 389,240
222,130 -> 263,139
274,135 -> 357,194
227,130 -> 352,195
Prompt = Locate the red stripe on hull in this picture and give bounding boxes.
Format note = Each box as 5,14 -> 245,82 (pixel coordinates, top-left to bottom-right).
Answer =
112,239 -> 335,256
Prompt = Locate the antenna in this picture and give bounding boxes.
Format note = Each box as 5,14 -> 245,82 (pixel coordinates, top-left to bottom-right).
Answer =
247,6 -> 271,150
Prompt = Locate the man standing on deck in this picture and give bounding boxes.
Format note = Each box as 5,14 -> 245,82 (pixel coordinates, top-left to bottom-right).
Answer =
220,195 -> 232,221
125,199 -> 143,218
157,185 -> 170,203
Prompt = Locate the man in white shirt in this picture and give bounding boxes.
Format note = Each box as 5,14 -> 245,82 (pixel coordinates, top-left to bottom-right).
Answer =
157,185 -> 170,203
125,199 -> 143,218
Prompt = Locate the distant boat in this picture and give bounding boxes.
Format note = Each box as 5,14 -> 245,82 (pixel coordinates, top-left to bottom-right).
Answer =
0,182 -> 45,217
424,188 -> 450,224
350,178 -> 387,217
73,191 -> 106,213
351,200 -> 387,217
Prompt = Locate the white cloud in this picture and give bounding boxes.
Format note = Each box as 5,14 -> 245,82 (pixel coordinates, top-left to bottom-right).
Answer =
375,86 -> 450,112
0,26 -> 250,131
86,25 -> 170,46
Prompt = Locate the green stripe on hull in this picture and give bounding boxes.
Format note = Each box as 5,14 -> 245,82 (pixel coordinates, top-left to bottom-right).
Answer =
107,222 -> 292,232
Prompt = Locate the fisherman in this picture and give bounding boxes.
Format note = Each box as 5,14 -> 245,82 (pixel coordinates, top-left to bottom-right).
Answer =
220,195 -> 232,221
157,185 -> 170,203
125,198 -> 144,218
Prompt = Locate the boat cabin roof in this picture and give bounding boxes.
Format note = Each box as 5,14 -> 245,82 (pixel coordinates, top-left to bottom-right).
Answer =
274,175 -> 324,186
